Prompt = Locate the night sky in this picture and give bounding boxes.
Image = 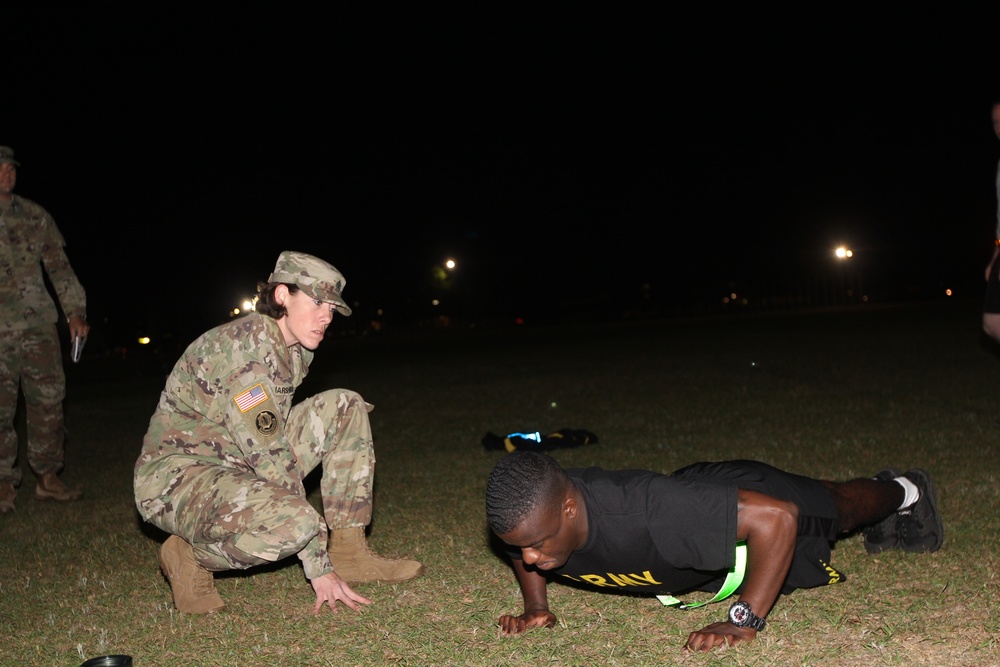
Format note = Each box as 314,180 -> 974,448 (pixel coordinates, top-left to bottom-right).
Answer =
5,8 -> 1000,345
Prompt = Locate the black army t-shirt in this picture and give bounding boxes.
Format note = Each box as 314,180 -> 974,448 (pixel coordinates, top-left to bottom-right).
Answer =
554,466 -> 738,596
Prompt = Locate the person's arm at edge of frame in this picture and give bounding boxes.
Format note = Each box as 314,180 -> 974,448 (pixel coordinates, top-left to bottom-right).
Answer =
684,488 -> 798,653
497,556 -> 557,635
986,244 -> 1000,282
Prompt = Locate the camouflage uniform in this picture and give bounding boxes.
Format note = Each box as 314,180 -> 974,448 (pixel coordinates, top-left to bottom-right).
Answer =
134,312 -> 374,580
0,194 -> 87,486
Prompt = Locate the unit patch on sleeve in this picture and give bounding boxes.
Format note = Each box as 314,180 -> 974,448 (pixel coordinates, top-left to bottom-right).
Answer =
255,410 -> 279,435
234,384 -> 269,413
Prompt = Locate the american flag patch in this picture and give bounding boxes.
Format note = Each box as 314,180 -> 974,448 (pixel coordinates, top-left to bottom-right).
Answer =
234,384 -> 268,412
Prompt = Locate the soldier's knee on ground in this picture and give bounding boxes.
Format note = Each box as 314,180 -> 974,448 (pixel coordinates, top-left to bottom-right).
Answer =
231,509 -> 325,563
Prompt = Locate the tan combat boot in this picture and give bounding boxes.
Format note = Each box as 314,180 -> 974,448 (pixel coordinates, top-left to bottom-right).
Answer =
159,535 -> 226,614
0,482 -> 16,513
35,472 -> 83,502
327,526 -> 423,584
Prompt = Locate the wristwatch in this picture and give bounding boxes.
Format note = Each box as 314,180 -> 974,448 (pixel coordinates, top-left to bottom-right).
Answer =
728,601 -> 766,631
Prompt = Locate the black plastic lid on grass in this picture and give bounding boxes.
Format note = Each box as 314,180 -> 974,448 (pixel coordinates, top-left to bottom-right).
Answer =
80,656 -> 133,667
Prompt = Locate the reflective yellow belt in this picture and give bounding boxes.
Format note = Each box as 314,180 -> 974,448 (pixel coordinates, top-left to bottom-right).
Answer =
656,541 -> 747,610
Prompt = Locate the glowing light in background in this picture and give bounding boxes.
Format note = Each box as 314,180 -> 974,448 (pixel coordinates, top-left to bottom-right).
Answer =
230,298 -> 256,318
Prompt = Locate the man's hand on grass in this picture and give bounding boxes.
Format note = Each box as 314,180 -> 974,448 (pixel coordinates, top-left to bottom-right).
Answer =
685,621 -> 757,652
497,609 -> 557,635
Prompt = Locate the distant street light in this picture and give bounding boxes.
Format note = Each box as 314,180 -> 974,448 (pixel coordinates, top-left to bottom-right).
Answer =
430,258 -> 459,323
833,246 -> 862,304
230,298 -> 256,318
432,258 -> 457,287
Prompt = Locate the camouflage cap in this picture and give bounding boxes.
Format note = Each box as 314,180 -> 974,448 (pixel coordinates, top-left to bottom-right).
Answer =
269,250 -> 352,316
0,146 -> 19,166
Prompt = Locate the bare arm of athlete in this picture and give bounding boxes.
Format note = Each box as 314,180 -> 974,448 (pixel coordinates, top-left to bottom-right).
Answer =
684,488 -> 798,652
497,556 -> 557,635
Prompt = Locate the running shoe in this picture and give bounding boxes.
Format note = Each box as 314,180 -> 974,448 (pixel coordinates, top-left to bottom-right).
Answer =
896,469 -> 944,553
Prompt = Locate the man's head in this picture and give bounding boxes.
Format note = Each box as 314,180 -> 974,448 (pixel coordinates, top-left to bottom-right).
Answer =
0,146 -> 20,167
0,146 -> 18,200
486,451 -> 585,570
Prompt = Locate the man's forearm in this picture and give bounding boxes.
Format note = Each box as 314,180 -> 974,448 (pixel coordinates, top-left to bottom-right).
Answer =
733,489 -> 799,619
512,557 -> 550,613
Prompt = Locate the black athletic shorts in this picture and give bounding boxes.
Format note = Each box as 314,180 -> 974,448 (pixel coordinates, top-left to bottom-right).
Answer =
671,460 -> 845,593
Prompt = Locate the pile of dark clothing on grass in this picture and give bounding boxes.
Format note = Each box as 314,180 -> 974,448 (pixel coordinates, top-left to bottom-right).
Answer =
481,428 -> 599,453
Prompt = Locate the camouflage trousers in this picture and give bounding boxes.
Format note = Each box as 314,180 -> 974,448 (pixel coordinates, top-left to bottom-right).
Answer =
153,389 -> 374,574
0,325 -> 67,485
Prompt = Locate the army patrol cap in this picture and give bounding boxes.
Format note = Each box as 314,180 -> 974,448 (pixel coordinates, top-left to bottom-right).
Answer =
269,250 -> 352,316
0,146 -> 19,166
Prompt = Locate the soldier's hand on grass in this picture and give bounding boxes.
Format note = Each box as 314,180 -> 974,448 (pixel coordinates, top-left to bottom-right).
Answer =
684,622 -> 756,652
311,572 -> 373,615
497,609 -> 557,635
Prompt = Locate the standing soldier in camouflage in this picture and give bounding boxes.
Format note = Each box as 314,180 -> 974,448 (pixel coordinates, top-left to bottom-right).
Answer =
134,251 -> 422,615
0,146 -> 88,513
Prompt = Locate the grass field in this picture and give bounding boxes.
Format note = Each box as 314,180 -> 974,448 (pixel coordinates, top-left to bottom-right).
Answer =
2,298 -> 998,666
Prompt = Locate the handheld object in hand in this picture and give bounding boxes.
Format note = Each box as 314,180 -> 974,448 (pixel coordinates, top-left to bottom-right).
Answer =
71,335 -> 86,363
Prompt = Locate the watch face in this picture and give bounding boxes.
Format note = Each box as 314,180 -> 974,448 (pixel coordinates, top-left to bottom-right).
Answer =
729,602 -> 750,625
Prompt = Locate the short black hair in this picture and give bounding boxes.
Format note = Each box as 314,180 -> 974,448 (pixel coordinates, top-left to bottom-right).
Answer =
486,451 -> 571,535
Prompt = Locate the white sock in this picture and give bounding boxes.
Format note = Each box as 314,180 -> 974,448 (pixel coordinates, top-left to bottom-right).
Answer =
894,477 -> 920,510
